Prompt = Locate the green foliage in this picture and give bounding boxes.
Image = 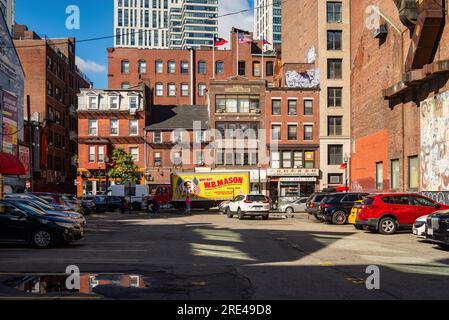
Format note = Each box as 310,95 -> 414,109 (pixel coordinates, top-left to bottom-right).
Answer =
108,148 -> 139,183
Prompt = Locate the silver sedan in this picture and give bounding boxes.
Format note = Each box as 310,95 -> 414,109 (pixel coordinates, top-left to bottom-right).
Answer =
278,198 -> 308,214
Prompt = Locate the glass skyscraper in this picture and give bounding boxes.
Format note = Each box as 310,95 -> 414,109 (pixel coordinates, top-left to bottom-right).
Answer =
114,0 -> 218,49
254,0 -> 282,51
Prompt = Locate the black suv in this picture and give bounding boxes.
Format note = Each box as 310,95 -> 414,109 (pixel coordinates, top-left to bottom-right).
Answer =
426,210 -> 449,249
318,193 -> 369,225
306,192 -> 329,220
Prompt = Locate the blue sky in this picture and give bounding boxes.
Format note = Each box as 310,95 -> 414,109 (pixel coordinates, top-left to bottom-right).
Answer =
15,0 -> 254,88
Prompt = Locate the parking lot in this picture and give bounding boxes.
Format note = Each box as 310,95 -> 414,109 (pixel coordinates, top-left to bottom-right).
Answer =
0,211 -> 448,299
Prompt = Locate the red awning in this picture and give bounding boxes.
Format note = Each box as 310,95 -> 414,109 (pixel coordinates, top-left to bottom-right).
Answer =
0,153 -> 26,175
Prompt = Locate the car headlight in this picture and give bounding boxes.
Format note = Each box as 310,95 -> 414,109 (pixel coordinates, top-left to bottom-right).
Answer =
414,221 -> 426,228
55,222 -> 75,228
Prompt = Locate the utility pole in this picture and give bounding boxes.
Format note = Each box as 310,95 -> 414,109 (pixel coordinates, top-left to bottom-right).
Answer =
27,95 -> 34,191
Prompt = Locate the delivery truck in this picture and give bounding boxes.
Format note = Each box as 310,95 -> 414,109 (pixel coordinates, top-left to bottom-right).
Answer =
148,172 -> 251,210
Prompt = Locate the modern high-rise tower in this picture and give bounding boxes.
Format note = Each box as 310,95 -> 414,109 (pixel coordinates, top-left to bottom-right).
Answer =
254,0 -> 281,51
114,0 -> 218,50
0,0 -> 14,34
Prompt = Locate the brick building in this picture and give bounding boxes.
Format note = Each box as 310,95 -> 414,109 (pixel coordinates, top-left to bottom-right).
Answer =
14,24 -> 91,193
282,0 -> 351,190
107,28 -> 279,104
350,0 -> 449,196
77,85 -> 148,196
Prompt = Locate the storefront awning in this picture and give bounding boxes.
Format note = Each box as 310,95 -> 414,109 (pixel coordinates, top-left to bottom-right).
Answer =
0,153 -> 26,175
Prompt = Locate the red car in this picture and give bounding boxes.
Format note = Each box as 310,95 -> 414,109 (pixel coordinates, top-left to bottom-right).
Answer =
357,193 -> 449,235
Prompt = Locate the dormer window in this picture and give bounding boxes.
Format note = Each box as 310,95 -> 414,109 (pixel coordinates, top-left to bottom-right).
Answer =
88,96 -> 98,110
129,96 -> 138,110
110,96 -> 119,110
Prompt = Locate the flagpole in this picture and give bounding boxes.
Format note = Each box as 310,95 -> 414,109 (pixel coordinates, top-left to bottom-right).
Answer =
262,41 -> 264,81
213,34 -> 216,79
236,30 -> 239,76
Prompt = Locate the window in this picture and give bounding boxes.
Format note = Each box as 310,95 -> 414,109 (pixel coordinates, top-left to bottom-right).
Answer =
328,116 -> 342,136
155,83 -> 163,96
329,174 -> 343,185
196,151 -> 204,165
304,100 -> 313,115
408,156 -> 419,190
271,125 -> 281,140
411,196 -> 435,207
154,152 -> 162,167
198,83 -> 206,97
121,82 -> 130,89
328,145 -> 343,165
216,61 -> 224,74
238,61 -> 246,76
328,59 -> 342,79
155,60 -> 163,73
376,162 -> 383,190
327,30 -> 342,50
181,83 -> 189,96
391,159 -> 400,190
328,87 -> 342,107
153,131 -> 162,143
288,100 -> 297,115
173,151 -> 182,165
88,96 -> 98,110
288,125 -> 297,140
129,96 -> 138,109
198,61 -> 206,74
304,125 -> 313,141
98,146 -> 105,163
110,119 -> 119,135
129,120 -> 138,136
181,61 -> 189,74
88,146 -> 95,163
294,152 -> 304,168
121,60 -> 130,74
109,96 -> 119,109
168,83 -> 176,96
168,60 -> 176,73
130,147 -> 139,162
266,61 -> 274,76
271,151 -> 280,169
283,152 -> 292,168
327,1 -> 342,23
172,131 -> 182,143
272,99 -> 281,115
253,61 -> 261,77
88,120 -> 98,136
47,81 -> 53,96
138,60 -> 147,74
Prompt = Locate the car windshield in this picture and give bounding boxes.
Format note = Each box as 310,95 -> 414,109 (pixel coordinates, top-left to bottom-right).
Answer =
15,200 -> 55,211
247,195 -> 266,202
314,195 -> 326,202
323,196 -> 337,204
14,203 -> 47,216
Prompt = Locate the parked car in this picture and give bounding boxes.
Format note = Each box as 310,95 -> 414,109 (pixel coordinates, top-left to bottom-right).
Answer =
278,198 -> 308,214
60,194 -> 84,213
357,194 -> 449,235
82,195 -> 129,213
413,215 -> 429,239
28,193 -> 72,212
306,192 -> 328,220
318,193 -> 369,225
80,198 -> 96,215
7,198 -> 86,227
218,200 -> 231,214
0,200 -> 84,248
226,194 -> 271,220
348,200 -> 365,230
426,210 -> 449,249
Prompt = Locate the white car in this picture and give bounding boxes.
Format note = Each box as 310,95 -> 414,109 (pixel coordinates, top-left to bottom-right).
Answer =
413,215 -> 429,239
226,194 -> 271,220
218,200 -> 231,214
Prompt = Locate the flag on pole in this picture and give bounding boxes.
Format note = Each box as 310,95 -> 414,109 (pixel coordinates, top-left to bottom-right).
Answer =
214,36 -> 228,47
340,163 -> 348,170
261,38 -> 271,46
238,33 -> 253,44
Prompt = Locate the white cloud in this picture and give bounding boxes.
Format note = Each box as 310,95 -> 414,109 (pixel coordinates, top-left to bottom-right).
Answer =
219,0 -> 254,42
76,56 -> 106,74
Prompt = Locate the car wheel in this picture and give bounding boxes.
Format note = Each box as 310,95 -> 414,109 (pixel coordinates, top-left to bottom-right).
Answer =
379,217 -> 397,235
238,208 -> 244,220
331,211 -> 347,225
226,208 -> 233,218
354,225 -> 364,230
437,243 -> 449,250
286,207 -> 294,214
313,213 -> 322,221
32,230 -> 53,249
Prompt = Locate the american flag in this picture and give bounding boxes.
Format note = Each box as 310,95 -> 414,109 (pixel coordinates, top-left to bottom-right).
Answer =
238,33 -> 253,44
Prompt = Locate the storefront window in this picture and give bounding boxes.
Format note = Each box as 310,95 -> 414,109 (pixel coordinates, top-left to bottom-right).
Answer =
271,151 -> 280,169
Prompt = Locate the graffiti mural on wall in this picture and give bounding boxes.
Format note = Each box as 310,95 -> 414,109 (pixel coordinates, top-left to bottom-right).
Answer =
420,91 -> 449,191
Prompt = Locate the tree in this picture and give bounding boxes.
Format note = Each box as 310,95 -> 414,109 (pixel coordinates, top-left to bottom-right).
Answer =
108,148 -> 140,184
